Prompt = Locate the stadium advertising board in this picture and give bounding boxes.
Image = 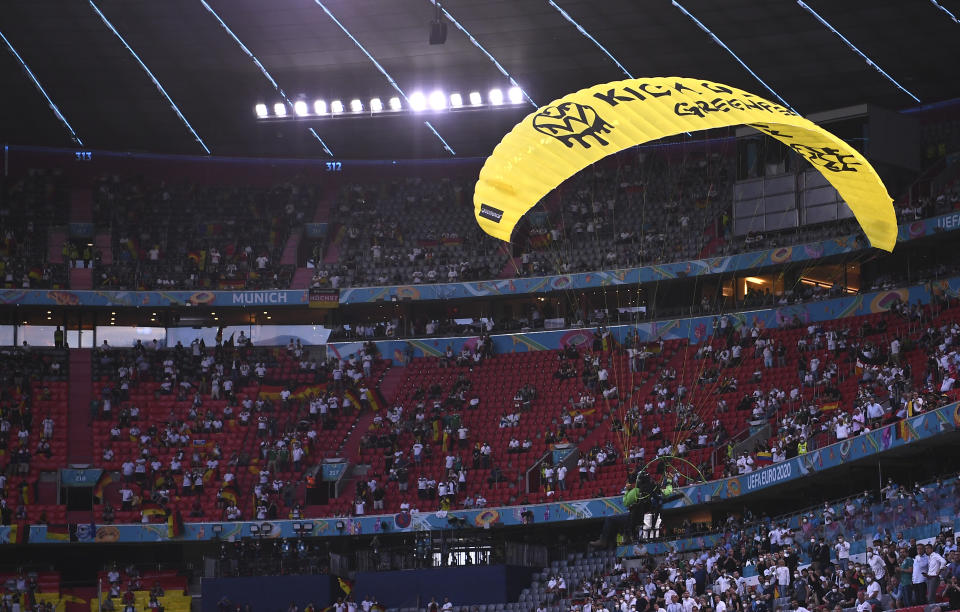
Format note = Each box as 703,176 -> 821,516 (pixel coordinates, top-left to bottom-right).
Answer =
330,274 -> 960,364
309,288 -> 340,309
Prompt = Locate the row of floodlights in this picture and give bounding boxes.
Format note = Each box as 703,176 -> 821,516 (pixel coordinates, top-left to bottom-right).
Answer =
255,86 -> 525,118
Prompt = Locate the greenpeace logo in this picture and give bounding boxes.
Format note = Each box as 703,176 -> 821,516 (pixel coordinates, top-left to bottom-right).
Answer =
479,204 -> 504,223
745,462 -> 792,491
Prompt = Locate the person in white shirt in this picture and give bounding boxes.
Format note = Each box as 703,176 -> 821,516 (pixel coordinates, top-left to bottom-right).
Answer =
835,535 -> 851,571
925,543 -> 947,603
865,576 -> 881,604
775,559 -> 791,592
912,547 -> 929,603
865,548 -> 885,582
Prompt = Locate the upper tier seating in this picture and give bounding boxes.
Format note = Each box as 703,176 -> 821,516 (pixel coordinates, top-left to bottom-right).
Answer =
0,170 -> 69,290
91,175 -> 318,290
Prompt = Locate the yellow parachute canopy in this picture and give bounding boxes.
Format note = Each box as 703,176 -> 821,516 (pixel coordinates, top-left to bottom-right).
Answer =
474,77 -> 897,252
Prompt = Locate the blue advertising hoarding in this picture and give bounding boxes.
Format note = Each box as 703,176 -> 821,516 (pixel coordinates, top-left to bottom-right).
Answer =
329,274 -> 960,364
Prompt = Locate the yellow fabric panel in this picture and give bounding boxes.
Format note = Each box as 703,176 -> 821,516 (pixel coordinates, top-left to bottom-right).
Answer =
474,76 -> 896,251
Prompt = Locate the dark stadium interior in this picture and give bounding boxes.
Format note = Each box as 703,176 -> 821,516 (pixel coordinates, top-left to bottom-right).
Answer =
4,2 -> 960,612
2,0 -> 960,158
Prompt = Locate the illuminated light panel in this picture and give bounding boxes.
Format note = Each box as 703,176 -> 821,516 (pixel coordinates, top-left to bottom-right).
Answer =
410,91 -> 427,111
389,97 -> 402,111
294,100 -> 309,116
314,100 -> 327,115
90,0 -> 210,153
429,90 -> 447,110
507,86 -> 523,104
254,103 -> 268,117
450,93 -> 463,108
425,0 -> 535,107
274,102 -> 287,117
370,98 -> 383,112
0,28 -> 83,145
312,0 -> 454,154
489,88 -> 504,105
672,0 -> 796,112
350,99 -> 363,112
795,0 -> 920,103
331,100 -> 344,114
469,91 -> 482,106
200,0 -> 332,156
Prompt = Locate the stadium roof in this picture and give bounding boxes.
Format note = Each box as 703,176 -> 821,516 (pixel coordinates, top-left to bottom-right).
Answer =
1,0 -> 959,159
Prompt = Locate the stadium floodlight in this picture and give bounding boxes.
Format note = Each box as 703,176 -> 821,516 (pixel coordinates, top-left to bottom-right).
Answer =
255,103 -> 268,117
429,89 -> 447,110
489,88 -> 504,105
450,93 -> 463,108
350,99 -> 363,112
508,86 -> 523,104
409,91 -> 427,111
389,96 -> 402,111
469,91 -> 482,106
273,102 -> 287,117
370,97 -> 383,112
294,100 -> 309,116
314,100 -> 328,115
331,100 -> 344,114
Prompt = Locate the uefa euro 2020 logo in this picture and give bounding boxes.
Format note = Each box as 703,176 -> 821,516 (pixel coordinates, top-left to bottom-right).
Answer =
533,102 -> 614,149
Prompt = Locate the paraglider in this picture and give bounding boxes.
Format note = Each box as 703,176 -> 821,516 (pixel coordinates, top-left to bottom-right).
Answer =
474,76 -> 897,251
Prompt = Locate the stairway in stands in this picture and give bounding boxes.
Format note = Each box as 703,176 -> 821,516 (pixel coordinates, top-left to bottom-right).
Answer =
67,349 -> 94,464
377,365 -> 407,404
48,228 -> 67,267
69,268 -> 93,289
290,267 -> 315,289
280,227 -> 303,266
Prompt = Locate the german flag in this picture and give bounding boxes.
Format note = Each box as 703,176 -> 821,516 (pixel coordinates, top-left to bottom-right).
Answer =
821,401 -> 839,412
125,237 -> 141,260
141,502 -> 167,519
93,472 -> 115,501
897,418 -> 919,442
529,233 -> 551,249
203,468 -> 217,484
167,511 -> 184,539
20,483 -> 34,505
366,388 -> 384,413
45,524 -> 69,541
220,487 -> 239,506
343,389 -> 363,411
337,577 -> 353,596
259,384 -> 328,401
187,250 -> 205,268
